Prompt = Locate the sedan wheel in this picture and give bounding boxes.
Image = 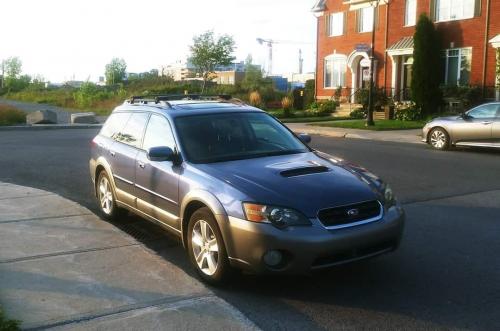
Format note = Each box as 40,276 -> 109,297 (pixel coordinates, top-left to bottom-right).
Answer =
429,128 -> 449,150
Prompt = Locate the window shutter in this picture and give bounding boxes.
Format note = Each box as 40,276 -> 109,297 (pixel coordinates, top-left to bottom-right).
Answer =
474,0 -> 482,17
429,0 -> 436,21
343,11 -> 348,35
355,9 -> 360,33
376,6 -> 380,30
325,14 -> 331,36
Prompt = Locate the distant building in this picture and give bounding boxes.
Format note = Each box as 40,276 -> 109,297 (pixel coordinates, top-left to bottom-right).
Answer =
63,80 -> 85,88
159,60 -> 197,81
212,71 -> 245,85
269,76 -> 289,92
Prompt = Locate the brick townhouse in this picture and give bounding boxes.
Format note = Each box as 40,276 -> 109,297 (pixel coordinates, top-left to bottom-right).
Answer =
312,0 -> 500,102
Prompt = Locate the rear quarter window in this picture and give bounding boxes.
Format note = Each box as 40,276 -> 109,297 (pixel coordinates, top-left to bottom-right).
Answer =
100,112 -> 132,139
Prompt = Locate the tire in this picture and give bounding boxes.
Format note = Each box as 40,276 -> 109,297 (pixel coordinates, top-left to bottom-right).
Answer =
429,127 -> 450,150
187,207 -> 233,284
96,171 -> 127,221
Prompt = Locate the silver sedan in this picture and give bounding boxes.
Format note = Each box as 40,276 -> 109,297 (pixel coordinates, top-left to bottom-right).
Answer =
422,102 -> 500,150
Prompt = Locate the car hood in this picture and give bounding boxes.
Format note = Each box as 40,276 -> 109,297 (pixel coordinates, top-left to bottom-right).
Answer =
195,152 -> 383,217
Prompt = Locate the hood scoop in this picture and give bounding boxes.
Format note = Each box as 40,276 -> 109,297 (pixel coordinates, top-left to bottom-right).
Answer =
280,166 -> 330,178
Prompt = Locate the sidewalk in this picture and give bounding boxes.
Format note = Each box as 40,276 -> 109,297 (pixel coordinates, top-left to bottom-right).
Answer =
0,182 -> 258,330
286,122 -> 423,144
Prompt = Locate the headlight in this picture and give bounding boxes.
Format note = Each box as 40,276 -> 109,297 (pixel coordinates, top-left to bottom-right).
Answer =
383,184 -> 396,208
243,203 -> 311,229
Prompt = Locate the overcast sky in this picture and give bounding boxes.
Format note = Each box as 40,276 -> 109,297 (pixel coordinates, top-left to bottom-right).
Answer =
0,0 -> 317,82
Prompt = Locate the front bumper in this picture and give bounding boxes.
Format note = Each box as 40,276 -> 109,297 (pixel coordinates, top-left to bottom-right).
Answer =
221,205 -> 405,274
422,125 -> 431,143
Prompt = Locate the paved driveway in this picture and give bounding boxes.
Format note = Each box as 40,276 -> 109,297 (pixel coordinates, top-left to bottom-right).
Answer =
0,128 -> 499,330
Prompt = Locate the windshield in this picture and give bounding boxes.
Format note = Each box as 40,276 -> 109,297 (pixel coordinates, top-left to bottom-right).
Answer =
175,112 -> 309,163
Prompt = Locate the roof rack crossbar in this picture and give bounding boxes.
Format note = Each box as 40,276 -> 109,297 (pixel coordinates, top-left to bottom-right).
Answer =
129,94 -> 232,104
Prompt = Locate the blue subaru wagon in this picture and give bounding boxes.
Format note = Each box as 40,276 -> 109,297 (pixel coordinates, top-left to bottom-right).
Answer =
90,95 -> 404,283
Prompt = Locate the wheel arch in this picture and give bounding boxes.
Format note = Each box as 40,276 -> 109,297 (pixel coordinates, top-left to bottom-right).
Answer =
428,125 -> 451,143
180,190 -> 228,249
93,157 -> 116,198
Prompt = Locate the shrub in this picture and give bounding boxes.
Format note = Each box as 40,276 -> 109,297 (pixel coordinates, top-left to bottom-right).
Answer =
281,96 -> 293,117
357,86 -> 388,111
304,79 -> 315,109
441,85 -> 483,110
249,91 -> 262,107
350,107 -> 366,119
318,100 -> 338,114
0,104 -> 26,126
334,86 -> 342,101
306,100 -> 337,117
394,101 -> 422,121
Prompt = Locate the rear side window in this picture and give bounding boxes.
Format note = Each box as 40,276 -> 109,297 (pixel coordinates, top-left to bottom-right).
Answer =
100,112 -> 131,139
116,112 -> 150,148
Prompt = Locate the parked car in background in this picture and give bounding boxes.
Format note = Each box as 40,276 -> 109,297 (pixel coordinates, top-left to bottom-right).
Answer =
89,95 -> 405,284
423,102 -> 500,150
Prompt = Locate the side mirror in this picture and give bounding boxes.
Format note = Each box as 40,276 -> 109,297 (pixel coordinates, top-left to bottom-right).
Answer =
461,112 -> 472,120
298,133 -> 312,144
147,146 -> 176,162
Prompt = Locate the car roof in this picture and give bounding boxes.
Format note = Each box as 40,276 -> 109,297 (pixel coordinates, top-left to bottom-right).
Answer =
111,96 -> 263,119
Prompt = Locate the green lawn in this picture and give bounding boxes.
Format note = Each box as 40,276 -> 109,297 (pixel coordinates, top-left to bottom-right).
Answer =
280,116 -> 350,123
311,119 -> 426,131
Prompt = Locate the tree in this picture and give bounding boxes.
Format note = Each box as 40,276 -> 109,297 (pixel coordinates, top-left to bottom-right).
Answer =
1,57 -> 22,90
242,54 -> 264,91
105,58 -> 127,85
189,31 -> 235,93
411,14 -> 442,117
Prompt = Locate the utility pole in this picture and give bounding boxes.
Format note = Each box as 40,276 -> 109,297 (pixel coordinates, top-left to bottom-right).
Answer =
366,2 -> 378,127
0,60 -> 4,89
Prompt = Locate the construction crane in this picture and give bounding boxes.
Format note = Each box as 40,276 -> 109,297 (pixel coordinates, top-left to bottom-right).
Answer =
256,38 -> 312,76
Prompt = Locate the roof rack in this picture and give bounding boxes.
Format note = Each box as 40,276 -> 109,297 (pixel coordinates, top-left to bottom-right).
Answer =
128,94 -> 232,105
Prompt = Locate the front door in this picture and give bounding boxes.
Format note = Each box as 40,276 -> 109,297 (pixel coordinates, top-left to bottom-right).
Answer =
135,114 -> 180,230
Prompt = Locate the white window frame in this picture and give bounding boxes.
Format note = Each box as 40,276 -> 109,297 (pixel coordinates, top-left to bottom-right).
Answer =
405,0 -> 417,26
324,54 -> 347,89
328,12 -> 345,37
442,47 -> 472,86
436,0 -> 475,22
358,7 -> 374,33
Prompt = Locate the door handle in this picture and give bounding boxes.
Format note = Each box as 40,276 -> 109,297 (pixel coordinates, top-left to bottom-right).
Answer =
481,121 -> 492,125
138,162 -> 146,169
110,150 -> 116,157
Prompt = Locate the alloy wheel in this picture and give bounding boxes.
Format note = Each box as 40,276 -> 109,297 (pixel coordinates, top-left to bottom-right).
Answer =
191,219 -> 219,276
430,129 -> 447,149
98,175 -> 114,215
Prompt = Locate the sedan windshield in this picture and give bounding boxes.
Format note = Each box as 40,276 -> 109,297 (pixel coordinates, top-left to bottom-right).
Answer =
175,112 -> 309,163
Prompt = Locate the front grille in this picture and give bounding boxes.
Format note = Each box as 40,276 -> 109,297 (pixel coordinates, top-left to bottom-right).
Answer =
317,200 -> 382,229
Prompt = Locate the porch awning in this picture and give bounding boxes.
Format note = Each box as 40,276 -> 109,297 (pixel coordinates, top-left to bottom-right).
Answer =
490,35 -> 500,48
387,37 -> 414,51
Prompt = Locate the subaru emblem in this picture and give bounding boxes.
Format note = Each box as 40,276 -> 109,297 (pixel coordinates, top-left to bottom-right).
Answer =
347,208 -> 359,217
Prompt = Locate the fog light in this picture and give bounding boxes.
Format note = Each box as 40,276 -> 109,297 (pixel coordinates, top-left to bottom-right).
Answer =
263,250 -> 283,267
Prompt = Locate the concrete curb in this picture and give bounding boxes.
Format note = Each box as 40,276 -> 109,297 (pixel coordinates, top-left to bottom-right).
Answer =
0,182 -> 259,331
287,122 -> 423,145
0,124 -> 102,131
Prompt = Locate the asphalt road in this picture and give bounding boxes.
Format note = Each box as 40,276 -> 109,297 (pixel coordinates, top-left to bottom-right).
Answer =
0,128 -> 499,330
